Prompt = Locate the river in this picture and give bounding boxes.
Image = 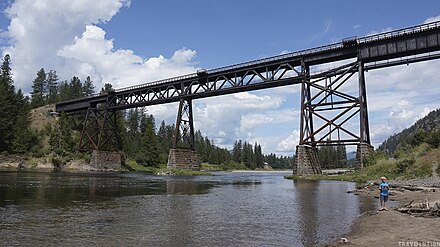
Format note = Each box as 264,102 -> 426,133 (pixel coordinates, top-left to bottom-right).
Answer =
0,170 -> 376,246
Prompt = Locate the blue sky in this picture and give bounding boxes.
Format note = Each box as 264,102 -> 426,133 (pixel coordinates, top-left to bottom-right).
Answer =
0,0 -> 439,155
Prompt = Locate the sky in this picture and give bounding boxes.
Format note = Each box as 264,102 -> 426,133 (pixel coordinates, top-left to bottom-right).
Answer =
0,0 -> 439,156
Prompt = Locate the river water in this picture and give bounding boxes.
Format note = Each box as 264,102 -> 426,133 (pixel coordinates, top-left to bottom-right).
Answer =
0,170 -> 376,246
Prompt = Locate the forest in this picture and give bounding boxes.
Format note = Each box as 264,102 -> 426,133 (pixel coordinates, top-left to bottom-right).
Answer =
0,54 -> 294,170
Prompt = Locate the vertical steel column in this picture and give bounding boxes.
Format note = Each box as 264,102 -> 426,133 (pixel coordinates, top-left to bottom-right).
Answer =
299,61 -> 314,146
172,98 -> 195,150
358,60 -> 371,144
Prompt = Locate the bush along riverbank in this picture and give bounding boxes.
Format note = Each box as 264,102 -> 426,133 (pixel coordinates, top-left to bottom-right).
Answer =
286,143 -> 440,185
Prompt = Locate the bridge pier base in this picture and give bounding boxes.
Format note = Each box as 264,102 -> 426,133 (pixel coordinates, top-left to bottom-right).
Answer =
167,148 -> 199,170
294,145 -> 322,175
90,150 -> 122,170
355,143 -> 374,168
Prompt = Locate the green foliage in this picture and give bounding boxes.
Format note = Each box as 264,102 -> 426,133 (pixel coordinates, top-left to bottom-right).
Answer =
379,109 -> 440,154
395,158 -> 415,173
318,143 -> 347,169
123,160 -> 156,173
30,68 -> 47,108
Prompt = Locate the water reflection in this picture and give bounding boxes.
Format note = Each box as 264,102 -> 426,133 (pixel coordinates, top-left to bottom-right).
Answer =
0,171 -> 376,246
294,180 -> 320,247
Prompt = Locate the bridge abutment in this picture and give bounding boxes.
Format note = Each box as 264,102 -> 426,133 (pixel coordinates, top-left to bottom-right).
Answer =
294,145 -> 322,175
167,148 -> 199,170
355,143 -> 374,168
90,150 -> 122,170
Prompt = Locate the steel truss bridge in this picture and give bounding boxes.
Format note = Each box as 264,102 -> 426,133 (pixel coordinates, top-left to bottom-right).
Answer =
56,21 -> 440,167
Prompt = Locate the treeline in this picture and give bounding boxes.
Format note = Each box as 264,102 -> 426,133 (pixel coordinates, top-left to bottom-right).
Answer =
29,68 -> 96,108
232,140 -> 293,169
317,144 -> 347,169
0,55 -> 294,169
0,55 -> 39,154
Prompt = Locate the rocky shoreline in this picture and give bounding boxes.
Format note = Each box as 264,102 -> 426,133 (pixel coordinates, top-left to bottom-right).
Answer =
325,178 -> 440,246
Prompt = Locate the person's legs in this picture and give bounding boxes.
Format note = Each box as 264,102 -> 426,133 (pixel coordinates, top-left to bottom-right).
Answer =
380,195 -> 384,210
383,196 -> 388,210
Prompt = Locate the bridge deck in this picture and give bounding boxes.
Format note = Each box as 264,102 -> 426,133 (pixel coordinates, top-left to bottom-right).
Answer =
56,21 -> 440,113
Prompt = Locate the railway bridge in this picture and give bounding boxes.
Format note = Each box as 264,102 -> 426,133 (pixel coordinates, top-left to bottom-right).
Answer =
56,21 -> 440,174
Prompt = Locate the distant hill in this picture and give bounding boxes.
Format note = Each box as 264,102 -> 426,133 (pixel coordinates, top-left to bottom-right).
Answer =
378,109 -> 440,153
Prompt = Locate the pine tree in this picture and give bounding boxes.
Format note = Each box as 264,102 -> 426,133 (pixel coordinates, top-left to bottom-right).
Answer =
46,70 -> 59,104
0,55 -> 17,152
11,90 -> 38,153
70,76 -> 83,99
232,140 -> 243,164
82,76 -> 95,96
137,114 -> 160,167
30,68 -> 47,108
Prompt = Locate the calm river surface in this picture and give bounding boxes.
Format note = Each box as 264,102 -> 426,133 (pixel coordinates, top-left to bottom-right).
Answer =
0,170 -> 375,246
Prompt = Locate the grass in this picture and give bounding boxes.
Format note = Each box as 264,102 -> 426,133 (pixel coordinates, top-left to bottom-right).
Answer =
200,162 -> 248,171
124,160 -> 213,176
285,144 -> 440,183
123,160 -> 156,173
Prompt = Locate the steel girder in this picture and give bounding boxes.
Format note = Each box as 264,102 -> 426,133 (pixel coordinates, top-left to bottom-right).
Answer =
299,59 -> 370,147
79,108 -> 119,151
172,98 -> 195,150
105,62 -> 303,111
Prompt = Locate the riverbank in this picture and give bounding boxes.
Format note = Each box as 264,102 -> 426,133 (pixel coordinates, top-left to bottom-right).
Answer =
325,181 -> 440,246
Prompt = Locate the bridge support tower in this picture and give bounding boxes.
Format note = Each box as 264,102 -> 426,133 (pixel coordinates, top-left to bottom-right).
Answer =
294,59 -> 373,175
79,107 -> 122,170
167,98 -> 200,170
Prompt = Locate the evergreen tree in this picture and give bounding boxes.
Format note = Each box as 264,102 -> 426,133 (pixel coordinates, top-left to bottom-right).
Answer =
232,140 -> 243,164
137,114 -> 160,166
30,68 -> 47,108
0,55 -> 17,152
82,76 -> 95,96
11,90 -> 38,153
70,76 -> 83,99
46,70 -> 59,104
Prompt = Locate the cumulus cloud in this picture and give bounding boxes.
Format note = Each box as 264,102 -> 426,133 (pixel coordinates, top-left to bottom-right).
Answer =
2,0 -> 198,91
424,15 -> 440,23
277,130 -> 300,153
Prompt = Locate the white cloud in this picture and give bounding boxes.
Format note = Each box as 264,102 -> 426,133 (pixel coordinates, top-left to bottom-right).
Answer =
424,15 -> 440,24
277,130 -> 300,153
2,0 -> 198,92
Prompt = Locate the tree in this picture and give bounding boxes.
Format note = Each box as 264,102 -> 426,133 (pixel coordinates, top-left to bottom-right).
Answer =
0,54 -> 17,152
137,114 -> 160,167
232,140 -> 243,164
30,68 -> 47,108
46,70 -> 59,104
83,76 -> 95,96
70,76 -> 83,99
101,83 -> 114,94
11,90 -> 38,153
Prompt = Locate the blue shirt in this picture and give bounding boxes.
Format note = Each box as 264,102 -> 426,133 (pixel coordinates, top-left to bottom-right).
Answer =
379,182 -> 389,196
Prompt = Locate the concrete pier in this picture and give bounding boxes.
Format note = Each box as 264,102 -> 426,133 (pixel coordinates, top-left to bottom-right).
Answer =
167,148 -> 199,170
90,150 -> 122,170
294,145 -> 322,175
355,143 -> 374,168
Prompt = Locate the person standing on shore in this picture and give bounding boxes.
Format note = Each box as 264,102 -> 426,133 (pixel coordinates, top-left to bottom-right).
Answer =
379,176 -> 389,211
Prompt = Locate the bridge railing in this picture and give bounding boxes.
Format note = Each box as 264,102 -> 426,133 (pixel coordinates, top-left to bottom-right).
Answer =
358,20 -> 440,44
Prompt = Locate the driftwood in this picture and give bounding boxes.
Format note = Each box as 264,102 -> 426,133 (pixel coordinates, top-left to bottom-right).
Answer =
397,201 -> 440,217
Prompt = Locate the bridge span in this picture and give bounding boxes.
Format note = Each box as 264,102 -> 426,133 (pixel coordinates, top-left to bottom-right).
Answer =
56,21 -> 440,174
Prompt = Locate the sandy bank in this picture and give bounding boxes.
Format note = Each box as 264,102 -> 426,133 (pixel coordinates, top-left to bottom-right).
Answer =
325,183 -> 440,246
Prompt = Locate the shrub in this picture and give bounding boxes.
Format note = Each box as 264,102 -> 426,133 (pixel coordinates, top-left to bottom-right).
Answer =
395,158 -> 415,173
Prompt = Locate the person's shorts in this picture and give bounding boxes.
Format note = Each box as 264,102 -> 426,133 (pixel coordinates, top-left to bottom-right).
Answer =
380,195 -> 388,202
